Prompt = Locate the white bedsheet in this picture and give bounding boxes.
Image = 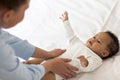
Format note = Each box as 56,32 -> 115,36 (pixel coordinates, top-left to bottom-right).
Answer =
6,0 -> 120,80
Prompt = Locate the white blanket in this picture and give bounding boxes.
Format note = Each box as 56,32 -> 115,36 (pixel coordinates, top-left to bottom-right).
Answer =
6,0 -> 120,80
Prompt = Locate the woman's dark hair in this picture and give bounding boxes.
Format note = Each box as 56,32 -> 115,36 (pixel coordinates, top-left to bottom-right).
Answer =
102,31 -> 119,59
0,0 -> 27,11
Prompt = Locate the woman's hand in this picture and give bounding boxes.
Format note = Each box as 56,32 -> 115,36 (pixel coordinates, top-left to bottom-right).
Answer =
48,49 -> 66,59
32,47 -> 66,60
42,58 -> 78,79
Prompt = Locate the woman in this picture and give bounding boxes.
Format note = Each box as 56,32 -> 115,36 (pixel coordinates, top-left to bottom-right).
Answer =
0,0 -> 78,80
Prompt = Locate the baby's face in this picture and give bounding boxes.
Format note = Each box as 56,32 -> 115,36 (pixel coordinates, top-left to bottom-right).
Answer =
85,32 -> 112,58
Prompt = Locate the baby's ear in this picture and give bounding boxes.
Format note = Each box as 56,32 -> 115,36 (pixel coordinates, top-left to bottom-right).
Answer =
101,50 -> 109,57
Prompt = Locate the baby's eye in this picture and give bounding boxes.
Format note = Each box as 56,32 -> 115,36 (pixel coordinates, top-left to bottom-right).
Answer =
93,36 -> 96,39
97,39 -> 101,43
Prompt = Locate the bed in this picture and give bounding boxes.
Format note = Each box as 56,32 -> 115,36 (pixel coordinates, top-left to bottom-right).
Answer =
6,0 -> 120,80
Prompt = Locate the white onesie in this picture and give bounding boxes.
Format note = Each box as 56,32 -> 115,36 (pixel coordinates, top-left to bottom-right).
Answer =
56,20 -> 102,80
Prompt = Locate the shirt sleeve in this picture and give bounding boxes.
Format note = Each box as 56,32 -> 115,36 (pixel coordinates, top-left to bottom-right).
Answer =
0,30 -> 35,60
63,20 -> 75,40
81,47 -> 103,72
70,57 -> 102,73
63,20 -> 80,45
83,55 -> 103,72
0,40 -> 45,80
69,46 -> 102,73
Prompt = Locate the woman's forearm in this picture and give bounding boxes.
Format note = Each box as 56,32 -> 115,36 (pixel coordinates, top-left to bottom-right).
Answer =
31,47 -> 51,59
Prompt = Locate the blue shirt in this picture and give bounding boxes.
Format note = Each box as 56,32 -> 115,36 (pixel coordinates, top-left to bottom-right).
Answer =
0,29 -> 45,80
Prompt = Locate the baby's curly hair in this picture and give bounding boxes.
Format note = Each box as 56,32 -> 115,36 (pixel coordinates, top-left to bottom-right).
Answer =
102,31 -> 119,59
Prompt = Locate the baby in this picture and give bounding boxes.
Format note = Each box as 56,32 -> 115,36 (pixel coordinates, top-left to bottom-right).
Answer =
24,11 -> 119,80
54,11 -> 119,79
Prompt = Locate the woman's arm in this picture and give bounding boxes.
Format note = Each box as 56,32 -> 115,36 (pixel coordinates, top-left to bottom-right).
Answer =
31,47 -> 66,59
23,58 -> 44,64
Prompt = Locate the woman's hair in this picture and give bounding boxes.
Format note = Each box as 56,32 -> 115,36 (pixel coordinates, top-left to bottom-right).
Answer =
103,31 -> 119,59
0,0 -> 27,11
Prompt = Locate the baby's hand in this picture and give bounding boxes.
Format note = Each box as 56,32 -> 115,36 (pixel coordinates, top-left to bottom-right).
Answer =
60,11 -> 68,22
77,56 -> 88,67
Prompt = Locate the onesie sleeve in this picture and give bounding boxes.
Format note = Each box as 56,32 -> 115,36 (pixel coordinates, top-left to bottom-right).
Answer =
83,55 -> 103,72
63,20 -> 81,45
80,47 -> 103,72
69,56 -> 102,73
68,46 -> 103,73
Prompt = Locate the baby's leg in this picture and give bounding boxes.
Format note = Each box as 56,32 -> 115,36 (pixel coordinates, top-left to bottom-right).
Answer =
41,71 -> 56,80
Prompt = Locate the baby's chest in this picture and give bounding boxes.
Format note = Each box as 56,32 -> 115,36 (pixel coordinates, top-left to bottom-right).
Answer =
60,43 -> 91,59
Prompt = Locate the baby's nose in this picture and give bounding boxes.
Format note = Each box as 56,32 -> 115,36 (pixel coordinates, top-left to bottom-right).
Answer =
90,38 -> 96,44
